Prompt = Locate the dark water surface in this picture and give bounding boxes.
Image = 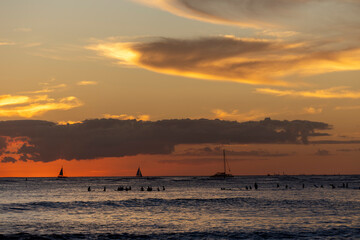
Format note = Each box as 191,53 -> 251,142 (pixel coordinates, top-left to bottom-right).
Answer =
1,175 -> 360,239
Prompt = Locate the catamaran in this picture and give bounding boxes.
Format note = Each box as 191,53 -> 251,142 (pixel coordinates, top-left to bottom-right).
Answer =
57,166 -> 67,178
136,167 -> 143,177
211,149 -> 234,178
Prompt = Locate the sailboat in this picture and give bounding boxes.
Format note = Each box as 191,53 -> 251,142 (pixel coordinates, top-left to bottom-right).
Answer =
136,167 -> 143,177
57,166 -> 67,178
211,149 -> 234,178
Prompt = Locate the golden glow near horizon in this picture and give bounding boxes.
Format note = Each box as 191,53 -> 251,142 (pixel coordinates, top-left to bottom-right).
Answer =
0,0 -> 359,176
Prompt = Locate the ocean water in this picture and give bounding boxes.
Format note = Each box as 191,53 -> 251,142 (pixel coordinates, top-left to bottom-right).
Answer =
1,175 -> 360,239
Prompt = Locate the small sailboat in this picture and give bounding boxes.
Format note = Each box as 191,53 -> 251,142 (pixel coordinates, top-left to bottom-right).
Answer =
57,166 -> 67,178
211,149 -> 234,178
136,167 -> 143,177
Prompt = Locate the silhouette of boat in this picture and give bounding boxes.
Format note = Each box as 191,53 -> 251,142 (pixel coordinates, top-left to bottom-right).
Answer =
57,167 -> 67,178
211,149 -> 234,178
136,167 -> 143,177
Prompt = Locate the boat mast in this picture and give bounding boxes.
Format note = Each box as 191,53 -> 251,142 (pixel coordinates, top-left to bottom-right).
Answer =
223,149 -> 226,174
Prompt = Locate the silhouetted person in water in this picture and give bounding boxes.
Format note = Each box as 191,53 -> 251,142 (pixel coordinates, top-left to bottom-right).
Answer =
254,182 -> 258,190
162,186 -> 165,191
104,186 -> 106,192
277,183 -> 280,188
330,184 -> 335,189
285,185 -> 288,189
129,186 -> 131,190
140,186 -> 144,191
245,186 -> 248,190
147,186 -> 152,191
320,185 -> 323,188
88,186 -> 91,191
302,183 -> 305,189
346,183 -> 349,188
249,186 -> 252,190
157,187 -> 160,191
343,183 -> 345,188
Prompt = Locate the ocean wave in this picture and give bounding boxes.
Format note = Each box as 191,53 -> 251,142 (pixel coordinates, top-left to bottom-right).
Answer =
2,197 -> 359,213
1,227 -> 360,240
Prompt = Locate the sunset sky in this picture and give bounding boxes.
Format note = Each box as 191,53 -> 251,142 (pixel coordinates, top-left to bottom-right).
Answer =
0,0 -> 359,177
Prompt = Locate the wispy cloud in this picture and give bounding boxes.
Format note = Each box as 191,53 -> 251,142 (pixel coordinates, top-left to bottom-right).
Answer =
117,0 -> 360,87
0,41 -> 15,46
134,0 -> 360,37
13,27 -> 32,33
303,107 -> 323,114
256,87 -> 360,99
315,149 -> 331,156
77,81 -> 98,86
335,105 -> 360,111
21,84 -> 67,94
212,109 -> 274,122
89,36 -> 360,86
0,94 -> 82,118
103,113 -> 150,121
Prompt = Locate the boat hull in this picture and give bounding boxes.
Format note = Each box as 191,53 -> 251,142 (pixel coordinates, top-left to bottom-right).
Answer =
210,172 -> 234,178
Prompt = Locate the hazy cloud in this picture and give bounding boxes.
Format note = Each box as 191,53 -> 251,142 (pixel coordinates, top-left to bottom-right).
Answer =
13,28 -> 32,33
336,148 -> 360,152
0,118 -> 330,163
135,0 -> 360,36
256,87 -> 360,99
0,41 -> 16,46
315,149 -> 331,156
335,105 -> 360,111
158,157 -> 261,165
311,140 -> 360,144
77,81 -> 98,86
176,146 -> 293,157
303,107 -> 323,114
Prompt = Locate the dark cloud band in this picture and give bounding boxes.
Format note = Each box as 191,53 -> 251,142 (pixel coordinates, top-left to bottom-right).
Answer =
0,118 -> 330,163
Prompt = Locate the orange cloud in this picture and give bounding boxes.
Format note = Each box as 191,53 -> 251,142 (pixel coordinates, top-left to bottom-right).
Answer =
89,36 -> 360,86
212,109 -> 273,122
303,107 -> 323,114
0,94 -> 83,118
103,113 -> 150,121
256,87 -> 360,99
77,81 -> 98,86
57,120 -> 83,125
